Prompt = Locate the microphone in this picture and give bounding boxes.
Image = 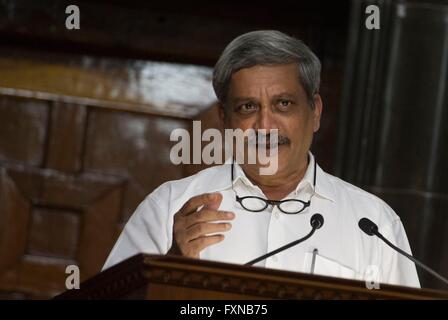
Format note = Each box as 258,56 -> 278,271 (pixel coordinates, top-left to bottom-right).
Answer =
245,213 -> 324,266
358,217 -> 448,286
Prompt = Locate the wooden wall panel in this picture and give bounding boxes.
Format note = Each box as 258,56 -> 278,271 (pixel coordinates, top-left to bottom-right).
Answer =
27,207 -> 81,260
0,97 -> 48,166
83,109 -> 189,224
0,168 -> 30,274
0,94 -> 191,298
0,48 -> 215,119
0,1 -> 349,65
0,165 -> 125,298
77,186 -> 122,277
45,103 -> 87,173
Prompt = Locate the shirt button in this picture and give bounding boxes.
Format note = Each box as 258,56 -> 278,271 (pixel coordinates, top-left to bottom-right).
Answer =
271,255 -> 278,262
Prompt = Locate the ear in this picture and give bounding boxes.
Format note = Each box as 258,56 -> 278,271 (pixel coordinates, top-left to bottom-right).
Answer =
312,94 -> 323,133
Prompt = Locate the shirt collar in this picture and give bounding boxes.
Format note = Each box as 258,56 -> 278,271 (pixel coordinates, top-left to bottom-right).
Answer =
198,152 -> 336,202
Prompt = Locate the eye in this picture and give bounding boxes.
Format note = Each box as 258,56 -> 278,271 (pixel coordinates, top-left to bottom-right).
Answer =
237,102 -> 258,114
277,99 -> 293,110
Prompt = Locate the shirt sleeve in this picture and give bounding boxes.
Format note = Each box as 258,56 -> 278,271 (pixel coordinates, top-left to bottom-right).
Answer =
379,218 -> 421,288
101,195 -> 170,271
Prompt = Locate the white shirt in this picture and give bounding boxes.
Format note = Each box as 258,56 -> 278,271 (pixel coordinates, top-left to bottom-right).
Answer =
103,153 -> 420,288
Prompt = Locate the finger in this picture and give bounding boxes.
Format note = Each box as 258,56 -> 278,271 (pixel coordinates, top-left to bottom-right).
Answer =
189,234 -> 225,252
186,222 -> 232,240
179,193 -> 223,216
203,193 -> 223,211
185,209 -> 235,227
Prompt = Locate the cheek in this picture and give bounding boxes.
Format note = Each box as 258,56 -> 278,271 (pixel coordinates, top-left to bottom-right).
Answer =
286,120 -> 305,137
287,119 -> 314,144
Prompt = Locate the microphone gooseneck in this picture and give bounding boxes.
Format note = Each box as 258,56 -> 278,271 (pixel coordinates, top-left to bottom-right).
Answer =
358,217 -> 448,286
245,214 -> 324,266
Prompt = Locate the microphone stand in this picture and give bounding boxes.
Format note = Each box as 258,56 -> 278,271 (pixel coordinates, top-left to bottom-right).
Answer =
245,214 -> 323,266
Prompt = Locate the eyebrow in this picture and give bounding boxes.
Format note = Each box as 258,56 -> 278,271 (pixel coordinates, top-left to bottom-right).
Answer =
271,92 -> 297,100
230,92 -> 297,104
230,96 -> 258,104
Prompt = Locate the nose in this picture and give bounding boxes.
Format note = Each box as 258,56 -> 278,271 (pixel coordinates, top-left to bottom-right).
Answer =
253,104 -> 279,132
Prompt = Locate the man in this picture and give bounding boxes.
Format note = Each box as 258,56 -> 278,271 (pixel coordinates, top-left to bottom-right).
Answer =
103,30 -> 420,288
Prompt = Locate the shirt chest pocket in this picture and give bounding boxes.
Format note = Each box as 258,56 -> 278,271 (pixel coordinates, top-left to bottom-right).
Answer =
303,252 -> 359,281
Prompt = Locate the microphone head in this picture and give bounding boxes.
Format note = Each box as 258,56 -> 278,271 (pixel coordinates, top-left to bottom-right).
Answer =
358,218 -> 379,236
310,214 -> 324,230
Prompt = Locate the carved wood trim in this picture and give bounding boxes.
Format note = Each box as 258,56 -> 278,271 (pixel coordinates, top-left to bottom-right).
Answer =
54,254 -> 448,300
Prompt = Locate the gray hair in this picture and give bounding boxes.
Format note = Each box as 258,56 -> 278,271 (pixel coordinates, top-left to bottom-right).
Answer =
212,30 -> 321,109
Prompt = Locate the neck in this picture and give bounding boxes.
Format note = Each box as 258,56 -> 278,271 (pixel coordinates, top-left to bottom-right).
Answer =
239,156 -> 309,200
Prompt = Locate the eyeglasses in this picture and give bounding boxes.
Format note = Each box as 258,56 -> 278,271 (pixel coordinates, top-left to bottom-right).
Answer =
231,158 -> 317,214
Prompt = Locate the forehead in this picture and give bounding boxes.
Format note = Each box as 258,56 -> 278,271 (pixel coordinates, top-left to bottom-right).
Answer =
228,63 -> 303,98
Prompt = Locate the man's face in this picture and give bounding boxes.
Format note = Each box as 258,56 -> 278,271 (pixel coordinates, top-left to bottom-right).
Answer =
222,63 -> 322,176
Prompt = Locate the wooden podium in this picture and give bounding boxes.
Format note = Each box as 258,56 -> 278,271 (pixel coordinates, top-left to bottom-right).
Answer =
54,254 -> 448,300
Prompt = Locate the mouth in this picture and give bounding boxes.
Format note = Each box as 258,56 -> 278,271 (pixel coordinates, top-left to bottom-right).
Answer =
249,136 -> 290,149
255,141 -> 289,149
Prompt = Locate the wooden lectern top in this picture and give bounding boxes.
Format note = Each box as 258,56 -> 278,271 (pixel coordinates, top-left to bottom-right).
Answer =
55,254 -> 448,300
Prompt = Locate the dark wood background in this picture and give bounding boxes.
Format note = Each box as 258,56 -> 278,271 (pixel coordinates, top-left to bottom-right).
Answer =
0,0 -> 447,299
